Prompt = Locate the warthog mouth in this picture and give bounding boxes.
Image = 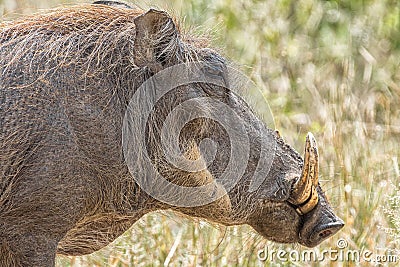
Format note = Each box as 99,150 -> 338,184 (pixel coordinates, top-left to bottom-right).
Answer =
288,132 -> 320,215
289,132 -> 344,247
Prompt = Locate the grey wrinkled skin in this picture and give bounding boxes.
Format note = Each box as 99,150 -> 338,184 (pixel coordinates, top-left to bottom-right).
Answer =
0,2 -> 343,266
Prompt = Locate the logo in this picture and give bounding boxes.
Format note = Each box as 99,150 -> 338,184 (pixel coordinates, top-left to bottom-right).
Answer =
122,62 -> 276,207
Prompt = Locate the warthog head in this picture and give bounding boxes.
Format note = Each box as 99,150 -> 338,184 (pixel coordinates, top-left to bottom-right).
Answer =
122,8 -> 344,248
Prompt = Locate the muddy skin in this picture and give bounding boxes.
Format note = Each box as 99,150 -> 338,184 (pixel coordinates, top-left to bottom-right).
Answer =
0,2 -> 343,266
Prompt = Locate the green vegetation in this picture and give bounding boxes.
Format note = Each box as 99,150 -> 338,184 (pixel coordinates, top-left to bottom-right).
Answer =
2,0 -> 400,266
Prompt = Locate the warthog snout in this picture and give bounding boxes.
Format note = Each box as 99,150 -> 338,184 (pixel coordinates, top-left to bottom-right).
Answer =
250,133 -> 343,247
299,191 -> 345,247
294,133 -> 344,247
302,219 -> 345,248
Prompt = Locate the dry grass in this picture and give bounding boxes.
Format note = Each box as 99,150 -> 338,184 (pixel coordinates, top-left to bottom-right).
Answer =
1,0 -> 400,266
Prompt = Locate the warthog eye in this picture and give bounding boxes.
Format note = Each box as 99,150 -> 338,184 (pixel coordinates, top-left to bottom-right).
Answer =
201,62 -> 228,91
203,64 -> 224,78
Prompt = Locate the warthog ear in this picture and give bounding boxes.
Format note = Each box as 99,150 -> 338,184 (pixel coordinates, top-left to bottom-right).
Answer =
133,9 -> 181,72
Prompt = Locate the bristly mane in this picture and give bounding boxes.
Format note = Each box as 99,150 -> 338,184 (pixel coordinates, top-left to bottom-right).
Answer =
0,4 -> 142,37
0,5 -> 143,75
0,4 -> 210,82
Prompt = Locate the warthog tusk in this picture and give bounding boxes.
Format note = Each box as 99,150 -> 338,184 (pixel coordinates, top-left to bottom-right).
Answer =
289,132 -> 319,215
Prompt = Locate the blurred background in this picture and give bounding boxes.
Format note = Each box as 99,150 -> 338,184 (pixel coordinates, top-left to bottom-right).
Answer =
1,0 -> 400,266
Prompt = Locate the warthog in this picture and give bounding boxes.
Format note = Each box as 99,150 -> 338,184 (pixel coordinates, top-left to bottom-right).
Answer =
0,1 -> 344,266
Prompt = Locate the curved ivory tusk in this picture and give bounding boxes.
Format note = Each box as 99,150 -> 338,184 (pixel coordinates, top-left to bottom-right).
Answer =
289,132 -> 319,215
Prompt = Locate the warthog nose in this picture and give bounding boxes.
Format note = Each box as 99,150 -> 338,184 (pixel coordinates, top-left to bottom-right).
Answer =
300,213 -> 345,248
312,220 -> 344,244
